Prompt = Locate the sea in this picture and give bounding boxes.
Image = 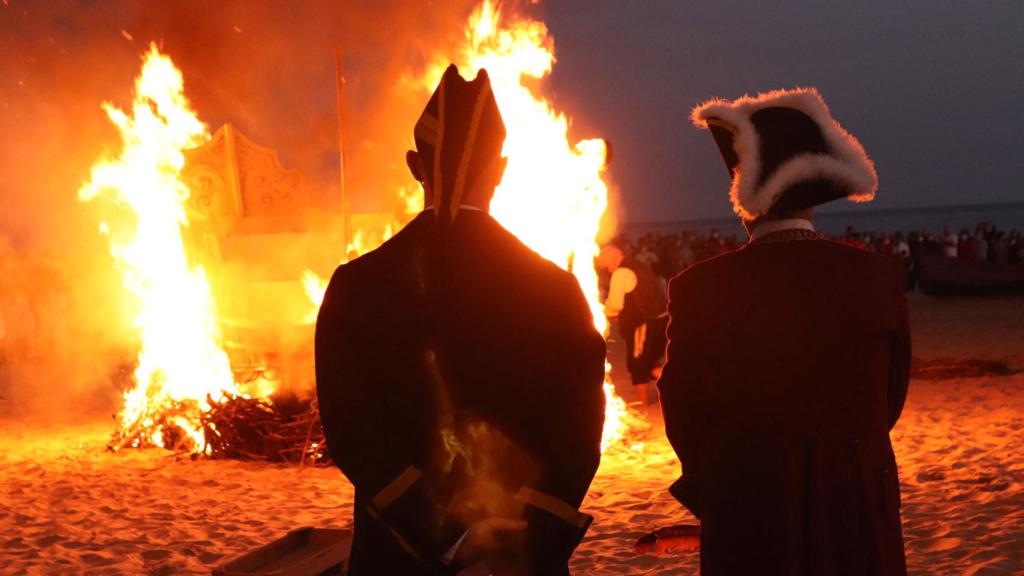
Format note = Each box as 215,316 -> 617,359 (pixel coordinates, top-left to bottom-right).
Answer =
622,202 -> 1024,239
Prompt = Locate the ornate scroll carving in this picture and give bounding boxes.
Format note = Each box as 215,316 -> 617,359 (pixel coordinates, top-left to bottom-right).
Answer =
183,124 -> 317,233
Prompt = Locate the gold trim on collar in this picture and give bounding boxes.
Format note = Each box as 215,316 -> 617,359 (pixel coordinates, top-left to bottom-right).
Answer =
749,229 -> 824,245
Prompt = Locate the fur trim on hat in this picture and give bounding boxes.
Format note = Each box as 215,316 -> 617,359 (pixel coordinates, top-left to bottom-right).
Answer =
692,87 -> 877,220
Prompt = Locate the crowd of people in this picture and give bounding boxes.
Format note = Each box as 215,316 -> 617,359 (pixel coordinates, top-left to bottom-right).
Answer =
904,224 -> 1024,265
610,221 -> 1024,290
608,228 -> 744,281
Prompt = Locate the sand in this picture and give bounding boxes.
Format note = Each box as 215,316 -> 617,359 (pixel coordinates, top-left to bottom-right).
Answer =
1,293 -> 1022,575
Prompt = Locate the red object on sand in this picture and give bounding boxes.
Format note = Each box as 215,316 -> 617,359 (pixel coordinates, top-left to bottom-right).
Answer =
212,527 -> 351,576
634,524 -> 701,556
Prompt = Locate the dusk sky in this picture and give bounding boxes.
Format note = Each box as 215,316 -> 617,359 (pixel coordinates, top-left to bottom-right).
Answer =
2,0 -> 1022,235
542,1 -> 1024,222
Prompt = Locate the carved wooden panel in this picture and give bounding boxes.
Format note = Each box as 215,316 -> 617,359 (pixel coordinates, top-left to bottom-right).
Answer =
235,134 -> 308,221
183,126 -> 237,231
182,124 -> 317,234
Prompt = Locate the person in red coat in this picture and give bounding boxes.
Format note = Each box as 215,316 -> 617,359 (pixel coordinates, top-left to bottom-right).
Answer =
658,88 -> 910,575
316,65 -> 606,575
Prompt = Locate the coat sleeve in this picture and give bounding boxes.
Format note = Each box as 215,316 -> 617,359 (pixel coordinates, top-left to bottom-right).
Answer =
314,267 -> 463,568
545,274 -> 607,492
888,264 -> 911,429
656,274 -> 703,518
521,273 -> 607,572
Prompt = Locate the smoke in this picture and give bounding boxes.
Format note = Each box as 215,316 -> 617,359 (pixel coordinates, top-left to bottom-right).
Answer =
0,0 -> 483,419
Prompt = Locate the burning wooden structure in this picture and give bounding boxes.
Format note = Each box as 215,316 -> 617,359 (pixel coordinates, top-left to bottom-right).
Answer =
181,123 -> 338,390
84,0 -> 642,463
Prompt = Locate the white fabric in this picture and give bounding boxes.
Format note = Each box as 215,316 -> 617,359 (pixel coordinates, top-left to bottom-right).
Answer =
605,267 -> 638,318
942,233 -> 958,258
749,218 -> 816,242
633,323 -> 647,359
441,530 -> 469,565
896,241 -> 911,258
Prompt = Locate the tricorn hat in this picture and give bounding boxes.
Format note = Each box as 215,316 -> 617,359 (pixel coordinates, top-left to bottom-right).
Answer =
691,87 -> 876,220
414,64 -> 506,223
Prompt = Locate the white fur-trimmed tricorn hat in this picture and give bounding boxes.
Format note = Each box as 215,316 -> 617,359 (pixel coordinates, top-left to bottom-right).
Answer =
691,87 -> 877,220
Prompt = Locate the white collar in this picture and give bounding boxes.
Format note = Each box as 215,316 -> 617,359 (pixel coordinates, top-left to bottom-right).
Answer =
749,218 -> 815,241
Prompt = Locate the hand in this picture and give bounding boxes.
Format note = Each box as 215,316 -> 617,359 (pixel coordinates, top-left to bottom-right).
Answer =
453,517 -> 527,565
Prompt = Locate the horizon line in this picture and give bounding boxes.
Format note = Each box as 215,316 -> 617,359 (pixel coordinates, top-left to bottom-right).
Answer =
624,200 -> 1024,228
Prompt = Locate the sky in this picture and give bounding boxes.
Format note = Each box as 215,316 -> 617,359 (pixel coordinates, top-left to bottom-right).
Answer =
1,0 -> 1022,238
542,0 -> 1024,222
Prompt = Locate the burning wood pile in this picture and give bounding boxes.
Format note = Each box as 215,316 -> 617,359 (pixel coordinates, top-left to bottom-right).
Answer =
82,0 -> 643,464
200,394 -> 329,465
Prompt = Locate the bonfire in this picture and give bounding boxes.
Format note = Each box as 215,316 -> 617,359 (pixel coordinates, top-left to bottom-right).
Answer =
80,1 -> 646,463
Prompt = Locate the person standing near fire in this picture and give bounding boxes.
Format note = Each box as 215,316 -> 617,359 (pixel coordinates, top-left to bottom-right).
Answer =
316,65 -> 606,575
596,244 -> 667,405
658,88 -> 910,575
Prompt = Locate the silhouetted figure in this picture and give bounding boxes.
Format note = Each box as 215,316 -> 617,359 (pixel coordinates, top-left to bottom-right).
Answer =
596,245 -> 667,404
942,227 -> 958,258
660,88 -> 910,575
316,65 -> 605,576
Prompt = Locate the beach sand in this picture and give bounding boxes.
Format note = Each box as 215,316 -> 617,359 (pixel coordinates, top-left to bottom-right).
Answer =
1,293 -> 1022,575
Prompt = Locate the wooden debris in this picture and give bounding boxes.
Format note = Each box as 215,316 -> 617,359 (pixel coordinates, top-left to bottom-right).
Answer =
108,392 -> 332,466
634,524 -> 700,556
201,394 -> 331,465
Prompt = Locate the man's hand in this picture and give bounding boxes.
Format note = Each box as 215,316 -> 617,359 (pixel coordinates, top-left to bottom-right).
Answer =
453,517 -> 528,565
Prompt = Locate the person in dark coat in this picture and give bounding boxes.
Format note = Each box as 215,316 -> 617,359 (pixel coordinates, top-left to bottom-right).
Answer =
315,65 -> 606,576
659,88 -> 910,575
596,245 -> 667,404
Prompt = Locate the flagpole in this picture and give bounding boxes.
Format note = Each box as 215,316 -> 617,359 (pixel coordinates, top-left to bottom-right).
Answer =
334,45 -> 350,253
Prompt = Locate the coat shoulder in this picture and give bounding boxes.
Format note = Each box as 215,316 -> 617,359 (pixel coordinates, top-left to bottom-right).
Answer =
667,248 -> 742,299
473,215 -> 584,300
810,239 -> 906,287
321,214 -> 431,304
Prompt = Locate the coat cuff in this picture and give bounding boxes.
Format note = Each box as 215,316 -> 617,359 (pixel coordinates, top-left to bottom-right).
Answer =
367,465 -> 464,568
669,475 -> 701,519
515,486 -> 593,540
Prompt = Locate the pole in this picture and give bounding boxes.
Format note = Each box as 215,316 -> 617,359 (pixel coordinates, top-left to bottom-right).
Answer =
335,45 -> 350,253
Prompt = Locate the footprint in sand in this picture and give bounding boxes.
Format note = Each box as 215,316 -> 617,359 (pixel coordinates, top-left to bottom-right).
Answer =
33,534 -> 62,547
199,551 -> 223,564
2,537 -> 29,550
979,481 -> 1010,492
79,552 -> 118,566
917,469 -> 947,482
141,548 -> 172,560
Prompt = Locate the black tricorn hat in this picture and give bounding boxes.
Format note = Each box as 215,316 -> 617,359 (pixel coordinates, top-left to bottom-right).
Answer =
414,64 -> 506,223
692,88 -> 877,220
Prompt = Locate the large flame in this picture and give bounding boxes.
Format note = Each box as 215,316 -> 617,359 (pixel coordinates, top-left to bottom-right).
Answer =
427,1 -> 631,450
79,45 -> 239,451
302,269 -> 329,324
92,5 -> 636,455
